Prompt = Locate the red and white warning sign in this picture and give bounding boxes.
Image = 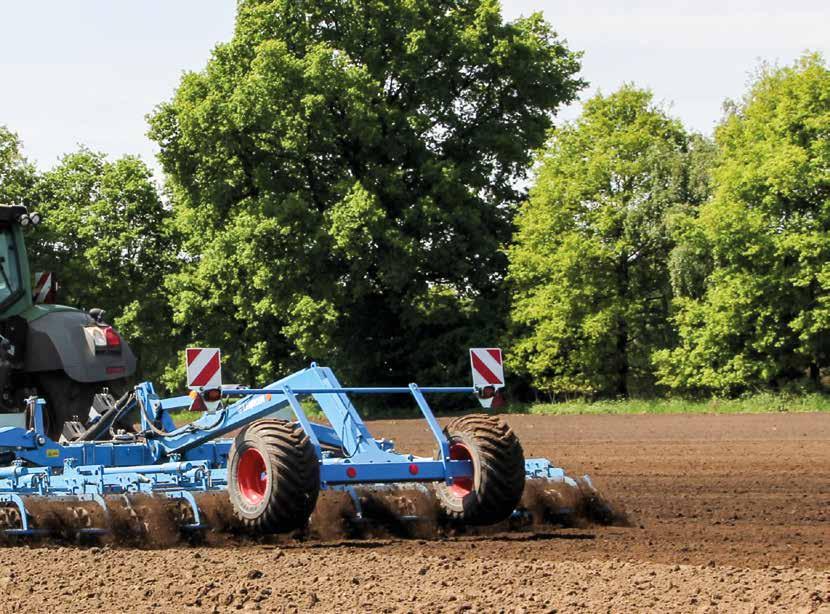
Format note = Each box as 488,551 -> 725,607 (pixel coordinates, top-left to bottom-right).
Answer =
186,348 -> 222,390
470,348 -> 506,409
33,272 -> 56,304
470,348 -> 505,389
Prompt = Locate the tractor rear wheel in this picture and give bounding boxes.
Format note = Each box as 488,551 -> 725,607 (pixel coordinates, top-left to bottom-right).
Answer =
435,414 -> 525,525
228,419 -> 320,533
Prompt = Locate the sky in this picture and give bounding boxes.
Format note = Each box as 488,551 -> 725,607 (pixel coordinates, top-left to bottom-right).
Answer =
0,1 -> 828,175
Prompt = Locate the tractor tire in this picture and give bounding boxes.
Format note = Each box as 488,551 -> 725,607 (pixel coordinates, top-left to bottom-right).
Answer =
34,372 -> 124,440
435,414 -> 526,525
228,419 -> 320,533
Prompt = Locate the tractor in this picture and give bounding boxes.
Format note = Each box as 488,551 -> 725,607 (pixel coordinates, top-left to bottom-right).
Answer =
0,204 -> 136,440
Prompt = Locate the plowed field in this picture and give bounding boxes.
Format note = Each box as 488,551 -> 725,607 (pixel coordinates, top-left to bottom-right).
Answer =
0,413 -> 827,613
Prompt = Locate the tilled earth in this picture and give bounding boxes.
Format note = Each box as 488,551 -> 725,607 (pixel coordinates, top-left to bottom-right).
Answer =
0,412 -> 827,613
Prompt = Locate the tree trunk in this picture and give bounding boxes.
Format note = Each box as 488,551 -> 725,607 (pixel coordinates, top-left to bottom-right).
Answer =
617,255 -> 630,398
616,319 -> 629,397
809,361 -> 820,386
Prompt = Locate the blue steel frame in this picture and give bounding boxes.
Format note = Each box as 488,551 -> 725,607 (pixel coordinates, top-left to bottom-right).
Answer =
0,363 -> 584,534
0,364 -> 477,533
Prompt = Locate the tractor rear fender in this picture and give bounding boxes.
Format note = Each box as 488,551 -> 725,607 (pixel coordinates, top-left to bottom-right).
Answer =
22,310 -> 137,383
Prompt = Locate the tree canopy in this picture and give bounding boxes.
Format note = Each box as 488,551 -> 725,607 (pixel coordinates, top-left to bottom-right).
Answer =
654,54 -> 830,394
28,150 -> 179,383
149,0 -> 583,386
0,126 -> 37,207
507,86 -> 712,397
3,17 -> 827,403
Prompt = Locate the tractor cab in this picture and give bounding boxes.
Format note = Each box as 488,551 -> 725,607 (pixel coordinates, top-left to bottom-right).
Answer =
0,204 -> 137,438
0,206 -> 31,317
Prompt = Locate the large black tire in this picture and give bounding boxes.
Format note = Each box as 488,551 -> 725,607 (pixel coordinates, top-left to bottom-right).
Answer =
35,372 -> 125,440
435,414 -> 526,525
228,419 -> 320,533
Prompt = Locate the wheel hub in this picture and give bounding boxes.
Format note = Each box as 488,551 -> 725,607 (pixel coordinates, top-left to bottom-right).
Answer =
449,442 -> 474,498
237,448 -> 268,505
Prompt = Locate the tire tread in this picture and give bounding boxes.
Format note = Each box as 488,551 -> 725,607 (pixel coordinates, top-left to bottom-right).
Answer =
436,413 -> 525,525
228,419 -> 320,533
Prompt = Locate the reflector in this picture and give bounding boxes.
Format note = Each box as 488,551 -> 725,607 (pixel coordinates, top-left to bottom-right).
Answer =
104,327 -> 121,349
203,388 -> 222,402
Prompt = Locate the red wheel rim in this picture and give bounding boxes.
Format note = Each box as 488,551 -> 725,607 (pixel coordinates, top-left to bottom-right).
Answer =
237,448 -> 268,505
449,442 -> 474,498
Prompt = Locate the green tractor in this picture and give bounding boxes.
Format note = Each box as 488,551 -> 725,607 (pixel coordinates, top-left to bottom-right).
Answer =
0,204 -> 136,439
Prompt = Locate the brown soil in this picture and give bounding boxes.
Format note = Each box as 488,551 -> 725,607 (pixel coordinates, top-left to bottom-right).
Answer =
0,412 -> 826,613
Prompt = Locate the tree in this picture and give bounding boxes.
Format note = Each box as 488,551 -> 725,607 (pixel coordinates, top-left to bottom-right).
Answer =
149,0 -> 583,386
0,126 -> 37,207
507,86 -> 708,397
654,54 -> 830,394
29,150 -> 179,384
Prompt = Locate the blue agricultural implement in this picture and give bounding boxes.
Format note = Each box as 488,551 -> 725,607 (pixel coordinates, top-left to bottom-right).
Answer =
0,361 -> 596,538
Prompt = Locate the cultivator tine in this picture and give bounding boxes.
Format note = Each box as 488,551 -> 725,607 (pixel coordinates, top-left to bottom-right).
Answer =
117,494 -> 145,534
80,494 -> 110,536
369,484 -> 432,522
325,484 -> 440,538
0,494 -> 46,536
0,505 -> 19,531
70,503 -> 109,536
341,485 -> 432,524
343,487 -> 365,522
164,491 -> 208,531
0,491 -> 216,541
518,459 -> 619,528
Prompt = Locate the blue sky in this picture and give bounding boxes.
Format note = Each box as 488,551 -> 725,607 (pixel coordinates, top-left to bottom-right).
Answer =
1,1 -> 827,174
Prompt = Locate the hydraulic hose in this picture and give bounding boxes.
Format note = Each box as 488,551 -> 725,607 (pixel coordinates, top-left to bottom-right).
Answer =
77,390 -> 134,441
137,393 -> 226,438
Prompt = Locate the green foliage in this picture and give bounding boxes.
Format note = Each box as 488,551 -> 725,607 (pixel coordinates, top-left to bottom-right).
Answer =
507,86 -> 707,397
28,150 -> 179,384
504,392 -> 830,416
5,17 -> 826,409
149,0 -> 583,386
655,54 -> 830,394
0,126 -> 37,206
